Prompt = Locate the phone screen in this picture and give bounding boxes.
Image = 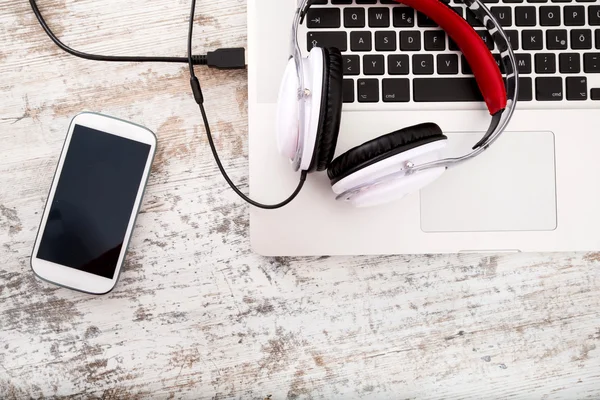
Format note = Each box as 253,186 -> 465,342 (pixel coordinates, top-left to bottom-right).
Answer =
37,125 -> 151,279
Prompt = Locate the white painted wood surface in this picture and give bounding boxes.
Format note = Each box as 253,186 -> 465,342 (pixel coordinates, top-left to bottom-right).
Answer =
2,0 -> 600,398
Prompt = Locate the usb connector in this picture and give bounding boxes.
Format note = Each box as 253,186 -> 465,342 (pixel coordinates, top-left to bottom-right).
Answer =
192,48 -> 246,69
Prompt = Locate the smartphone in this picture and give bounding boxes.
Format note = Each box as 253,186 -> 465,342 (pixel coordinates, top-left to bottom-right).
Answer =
31,112 -> 157,294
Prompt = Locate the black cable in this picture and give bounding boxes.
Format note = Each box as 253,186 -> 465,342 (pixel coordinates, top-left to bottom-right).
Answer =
187,0 -> 307,209
197,103 -> 308,209
29,0 -> 206,65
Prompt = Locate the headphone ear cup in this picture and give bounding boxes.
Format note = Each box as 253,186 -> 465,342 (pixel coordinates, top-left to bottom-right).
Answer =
276,57 -> 302,160
328,123 -> 448,207
309,47 -> 344,172
328,123 -> 446,185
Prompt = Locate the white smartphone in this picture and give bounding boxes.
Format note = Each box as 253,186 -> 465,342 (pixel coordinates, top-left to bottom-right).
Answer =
31,112 -> 157,294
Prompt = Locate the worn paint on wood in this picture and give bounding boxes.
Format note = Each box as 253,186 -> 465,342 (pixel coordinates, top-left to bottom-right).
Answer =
2,0 -> 600,398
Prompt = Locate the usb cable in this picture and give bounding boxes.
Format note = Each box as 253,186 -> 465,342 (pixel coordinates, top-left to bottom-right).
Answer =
28,0 -> 246,69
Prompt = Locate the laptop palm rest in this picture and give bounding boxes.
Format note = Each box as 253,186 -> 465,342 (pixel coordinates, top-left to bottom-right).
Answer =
420,131 -> 557,233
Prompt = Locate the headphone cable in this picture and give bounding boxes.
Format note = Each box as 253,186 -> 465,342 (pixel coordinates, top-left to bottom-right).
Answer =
186,0 -> 308,210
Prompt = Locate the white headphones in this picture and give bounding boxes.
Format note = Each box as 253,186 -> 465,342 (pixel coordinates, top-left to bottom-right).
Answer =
277,0 -> 519,207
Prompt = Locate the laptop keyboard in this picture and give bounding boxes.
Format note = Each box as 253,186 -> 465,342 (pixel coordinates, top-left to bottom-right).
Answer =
305,0 -> 600,105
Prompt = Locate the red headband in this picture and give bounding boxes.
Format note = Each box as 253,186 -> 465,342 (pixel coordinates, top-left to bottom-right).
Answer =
396,0 -> 507,115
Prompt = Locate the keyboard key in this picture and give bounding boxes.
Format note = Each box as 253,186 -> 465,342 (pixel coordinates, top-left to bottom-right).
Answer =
476,30 -> 494,50
350,31 -> 372,51
516,6 -> 537,26
516,53 -> 533,74
364,55 -> 385,75
413,54 -> 434,75
547,29 -> 568,50
536,77 -> 563,101
344,8 -> 366,28
491,7 -> 513,26
343,55 -> 360,76
375,31 -> 397,51
393,7 -> 415,27
424,30 -> 446,51
466,10 -> 484,27
540,6 -> 561,26
414,78 -> 483,102
417,12 -> 438,27
343,79 -> 355,103
590,6 -> 600,26
307,8 -> 341,29
517,77 -> 534,102
564,6 -> 585,26
571,29 -> 592,49
494,54 -> 505,73
559,53 -> 581,73
584,53 -> 600,72
382,79 -> 410,102
522,30 -> 543,50
535,53 -> 557,73
591,88 -> 600,100
566,76 -> 587,100
307,32 -> 347,52
388,54 -> 409,75
358,79 -> 379,103
400,31 -> 421,51
506,30 -> 520,50
437,54 -> 459,74
369,8 -> 390,27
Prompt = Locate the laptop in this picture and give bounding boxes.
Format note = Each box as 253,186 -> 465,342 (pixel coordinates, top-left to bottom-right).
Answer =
247,0 -> 600,256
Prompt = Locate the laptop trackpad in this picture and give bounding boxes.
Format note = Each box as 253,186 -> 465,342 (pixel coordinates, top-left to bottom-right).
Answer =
420,131 -> 557,232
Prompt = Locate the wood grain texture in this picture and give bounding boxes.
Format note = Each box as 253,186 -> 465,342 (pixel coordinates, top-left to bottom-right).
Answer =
1,0 -> 600,398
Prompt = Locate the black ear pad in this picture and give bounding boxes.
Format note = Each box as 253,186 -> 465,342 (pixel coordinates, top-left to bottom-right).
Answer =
309,47 -> 344,172
327,122 -> 447,185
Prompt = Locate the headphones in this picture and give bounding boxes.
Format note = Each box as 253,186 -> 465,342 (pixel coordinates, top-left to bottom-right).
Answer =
277,0 -> 519,208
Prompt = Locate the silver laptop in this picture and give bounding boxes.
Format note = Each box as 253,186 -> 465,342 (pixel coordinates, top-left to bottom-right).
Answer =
247,0 -> 600,256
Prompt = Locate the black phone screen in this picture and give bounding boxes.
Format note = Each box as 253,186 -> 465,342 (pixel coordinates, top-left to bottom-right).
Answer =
37,125 -> 151,279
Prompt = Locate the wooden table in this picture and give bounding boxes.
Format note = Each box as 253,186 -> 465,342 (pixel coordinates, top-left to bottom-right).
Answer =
2,0 -> 600,398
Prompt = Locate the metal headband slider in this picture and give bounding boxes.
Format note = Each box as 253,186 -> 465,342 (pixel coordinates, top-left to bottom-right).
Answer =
299,0 -> 316,23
